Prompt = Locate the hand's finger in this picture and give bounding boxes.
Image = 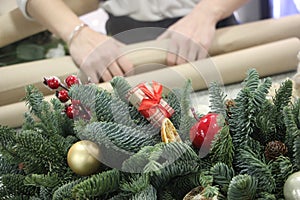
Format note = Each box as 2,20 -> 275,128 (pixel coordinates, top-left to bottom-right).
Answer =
166,38 -> 178,66
197,46 -> 208,60
108,62 -> 124,77
176,39 -> 189,65
186,42 -> 200,62
100,69 -> 113,82
117,56 -> 134,75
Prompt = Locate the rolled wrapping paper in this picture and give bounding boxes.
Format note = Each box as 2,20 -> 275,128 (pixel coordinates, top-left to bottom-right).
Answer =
0,0 -> 100,47
1,38 -> 299,128
209,14 -> 300,55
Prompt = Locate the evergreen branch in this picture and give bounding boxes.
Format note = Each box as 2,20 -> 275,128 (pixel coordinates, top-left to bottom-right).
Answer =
293,136 -> 300,170
52,179 -> 82,200
201,185 -> 219,199
150,160 -> 201,189
227,174 -> 257,200
110,76 -> 132,103
272,79 -> 293,111
178,80 -> 197,141
129,185 -> 157,200
24,85 -> 45,119
82,122 -> 159,154
24,173 -> 60,188
252,77 -> 272,107
241,69 -> 260,90
120,174 -> 150,195
1,174 -> 38,197
237,147 -> 275,193
157,189 -> 176,200
283,106 -> 300,158
167,88 -> 182,129
72,169 -> 120,199
208,81 -> 227,119
210,125 -> 234,167
210,162 -> 235,194
68,84 -> 100,110
270,155 -> 293,198
122,145 -> 163,173
256,192 -> 276,200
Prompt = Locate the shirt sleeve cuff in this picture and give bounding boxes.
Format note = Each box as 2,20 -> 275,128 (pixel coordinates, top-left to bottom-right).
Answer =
16,0 -> 35,21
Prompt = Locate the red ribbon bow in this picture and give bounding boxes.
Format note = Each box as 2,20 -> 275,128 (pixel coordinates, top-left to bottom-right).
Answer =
138,82 -> 172,118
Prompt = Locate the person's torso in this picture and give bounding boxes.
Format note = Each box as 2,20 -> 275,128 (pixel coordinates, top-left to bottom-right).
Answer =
101,0 -> 201,21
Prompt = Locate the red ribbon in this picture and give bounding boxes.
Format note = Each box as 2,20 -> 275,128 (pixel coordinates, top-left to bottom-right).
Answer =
138,82 -> 171,118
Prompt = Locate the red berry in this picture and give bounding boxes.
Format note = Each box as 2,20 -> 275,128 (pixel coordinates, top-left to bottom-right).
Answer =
65,75 -> 80,88
44,76 -> 60,89
65,104 -> 74,119
56,90 -> 69,103
190,113 -> 222,151
71,99 -> 81,107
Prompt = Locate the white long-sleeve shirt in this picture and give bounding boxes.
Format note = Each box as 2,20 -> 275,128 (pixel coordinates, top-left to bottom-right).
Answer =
16,0 -> 200,21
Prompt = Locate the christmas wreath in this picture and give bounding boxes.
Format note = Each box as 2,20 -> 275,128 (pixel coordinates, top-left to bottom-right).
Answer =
0,68 -> 299,199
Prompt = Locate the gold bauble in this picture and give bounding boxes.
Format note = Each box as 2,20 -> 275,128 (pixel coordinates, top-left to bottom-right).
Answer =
67,140 -> 102,176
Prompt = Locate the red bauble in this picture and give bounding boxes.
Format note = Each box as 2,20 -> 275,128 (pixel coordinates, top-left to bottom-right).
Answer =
44,76 -> 60,89
190,113 -> 222,152
65,75 -> 80,88
56,90 -> 69,103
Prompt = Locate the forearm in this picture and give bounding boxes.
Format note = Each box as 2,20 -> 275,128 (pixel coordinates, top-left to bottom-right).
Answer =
26,0 -> 99,42
193,0 -> 250,24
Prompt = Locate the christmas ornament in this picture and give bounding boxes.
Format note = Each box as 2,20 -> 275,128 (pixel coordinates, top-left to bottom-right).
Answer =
65,104 -> 76,119
43,76 -> 61,89
65,75 -> 80,88
127,81 -> 174,127
161,118 -> 181,143
67,140 -> 102,176
264,140 -> 288,160
56,89 -> 69,103
189,113 -> 222,156
284,171 -> 300,200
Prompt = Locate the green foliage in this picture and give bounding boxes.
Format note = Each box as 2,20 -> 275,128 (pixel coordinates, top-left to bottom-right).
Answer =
237,147 -> 275,193
2,69 -> 300,199
210,125 -> 234,167
227,174 -> 257,200
208,82 -> 227,119
72,169 -> 120,199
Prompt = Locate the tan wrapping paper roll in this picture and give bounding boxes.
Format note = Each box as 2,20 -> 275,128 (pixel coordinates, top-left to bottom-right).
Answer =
0,0 -> 99,47
1,38 -> 299,128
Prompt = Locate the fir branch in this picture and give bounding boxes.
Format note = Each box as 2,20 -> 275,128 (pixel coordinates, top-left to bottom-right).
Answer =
122,145 -> 163,173
24,85 -> 45,119
1,174 -> 38,197
167,88 -> 182,129
201,185 -> 219,199
110,76 -> 132,103
237,147 -> 275,193
283,106 -> 300,158
270,155 -> 293,198
256,192 -> 276,200
129,185 -> 157,200
210,162 -> 235,194
52,179 -> 82,200
120,174 -> 150,195
72,169 -> 120,199
227,174 -> 257,200
82,122 -> 159,154
241,69 -> 260,90
272,79 -> 293,111
150,160 -> 201,189
293,136 -> 300,170
68,84 -> 100,110
178,80 -> 197,141
210,125 -> 234,167
24,173 -> 60,188
208,81 -> 227,119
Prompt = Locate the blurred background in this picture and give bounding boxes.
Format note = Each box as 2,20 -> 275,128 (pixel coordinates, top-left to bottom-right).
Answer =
1,0 -> 299,34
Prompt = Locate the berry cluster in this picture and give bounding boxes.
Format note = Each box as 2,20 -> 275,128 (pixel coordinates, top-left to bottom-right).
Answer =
43,75 -> 90,120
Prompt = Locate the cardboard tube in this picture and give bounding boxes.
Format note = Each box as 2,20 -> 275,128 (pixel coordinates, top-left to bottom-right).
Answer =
0,0 -> 99,47
1,38 -> 299,128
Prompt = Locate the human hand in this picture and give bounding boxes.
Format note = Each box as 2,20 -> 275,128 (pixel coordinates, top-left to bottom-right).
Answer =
157,11 -> 216,66
69,27 -> 133,83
